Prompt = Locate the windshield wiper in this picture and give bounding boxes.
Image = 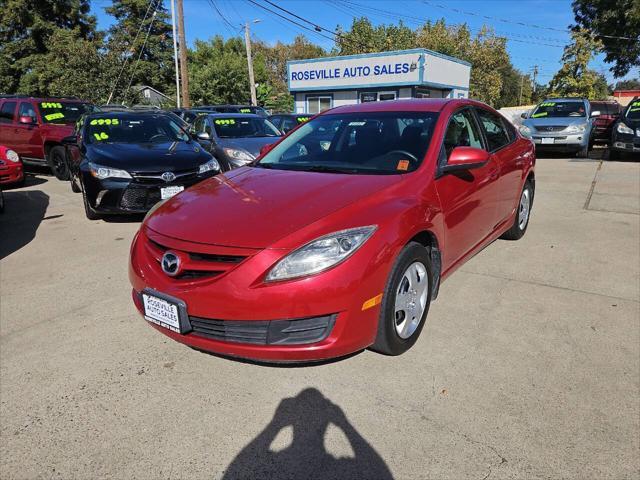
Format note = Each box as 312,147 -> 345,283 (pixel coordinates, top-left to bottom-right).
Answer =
303,165 -> 361,174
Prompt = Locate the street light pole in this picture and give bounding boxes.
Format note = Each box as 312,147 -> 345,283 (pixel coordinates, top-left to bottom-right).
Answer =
243,21 -> 259,106
170,0 -> 181,107
176,0 -> 190,108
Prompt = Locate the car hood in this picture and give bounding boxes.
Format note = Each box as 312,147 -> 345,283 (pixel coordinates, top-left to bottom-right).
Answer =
524,116 -> 589,129
145,167 -> 400,248
87,141 -> 211,171
217,137 -> 280,157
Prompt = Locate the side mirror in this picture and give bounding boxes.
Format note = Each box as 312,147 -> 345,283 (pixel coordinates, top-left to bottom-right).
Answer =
196,132 -> 211,141
590,110 -> 601,117
441,147 -> 490,175
520,112 -> 528,119
62,135 -> 77,146
19,115 -> 36,125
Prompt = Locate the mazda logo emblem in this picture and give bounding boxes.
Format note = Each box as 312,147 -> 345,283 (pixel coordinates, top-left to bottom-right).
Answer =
161,172 -> 176,183
161,251 -> 181,276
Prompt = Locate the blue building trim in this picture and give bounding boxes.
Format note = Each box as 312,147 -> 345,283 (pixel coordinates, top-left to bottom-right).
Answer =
289,81 -> 469,93
286,48 -> 471,68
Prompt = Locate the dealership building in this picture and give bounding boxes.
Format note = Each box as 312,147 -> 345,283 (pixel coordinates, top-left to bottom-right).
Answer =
287,48 -> 471,114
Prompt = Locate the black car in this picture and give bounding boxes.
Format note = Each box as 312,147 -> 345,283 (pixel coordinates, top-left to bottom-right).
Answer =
65,112 -> 220,220
268,113 -> 313,134
610,97 -> 640,159
191,113 -> 281,170
170,108 -> 203,125
197,105 -> 270,117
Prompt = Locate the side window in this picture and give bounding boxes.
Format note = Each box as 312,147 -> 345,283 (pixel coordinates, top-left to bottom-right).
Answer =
19,102 -> 36,119
270,116 -> 281,129
476,109 -> 510,152
193,115 -> 205,134
443,109 -> 483,159
0,101 -> 17,123
281,117 -> 296,133
204,119 -> 213,137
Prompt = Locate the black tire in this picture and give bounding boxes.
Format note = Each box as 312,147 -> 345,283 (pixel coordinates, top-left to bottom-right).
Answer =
576,144 -> 589,158
370,242 -> 433,356
70,173 -> 81,193
501,179 -> 534,240
81,184 -> 100,220
48,146 -> 69,180
0,189 -> 4,213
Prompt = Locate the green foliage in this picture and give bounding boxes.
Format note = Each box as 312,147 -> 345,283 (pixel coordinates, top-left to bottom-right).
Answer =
0,0 -> 97,94
572,0 -> 640,77
105,0 -> 175,104
548,30 -> 606,99
335,18 -> 417,54
614,78 -> 640,90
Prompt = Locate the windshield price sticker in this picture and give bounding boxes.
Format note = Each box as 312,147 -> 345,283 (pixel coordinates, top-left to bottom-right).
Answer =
90,119 -> 120,126
539,102 -> 556,107
93,132 -> 109,141
239,108 -> 251,113
531,112 -> 548,118
215,119 -> 236,125
45,112 -> 65,121
41,102 -> 62,108
297,117 -> 310,122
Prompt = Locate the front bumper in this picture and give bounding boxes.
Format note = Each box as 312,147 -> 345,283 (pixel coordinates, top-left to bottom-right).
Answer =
0,163 -> 23,185
611,131 -> 640,154
128,227 -> 391,362
531,132 -> 587,151
82,171 -> 217,214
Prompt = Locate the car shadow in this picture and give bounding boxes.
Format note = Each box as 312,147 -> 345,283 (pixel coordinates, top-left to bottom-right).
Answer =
191,347 -> 363,368
101,213 -> 145,224
0,190 -> 49,259
222,388 -> 394,480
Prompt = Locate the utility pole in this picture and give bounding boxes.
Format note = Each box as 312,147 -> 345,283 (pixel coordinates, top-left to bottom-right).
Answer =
532,65 -> 539,97
244,21 -> 258,106
518,75 -> 524,105
170,0 -> 181,108
176,0 -> 190,108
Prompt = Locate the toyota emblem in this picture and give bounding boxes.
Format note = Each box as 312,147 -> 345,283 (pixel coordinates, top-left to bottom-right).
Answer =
161,251 -> 181,276
161,172 -> 176,183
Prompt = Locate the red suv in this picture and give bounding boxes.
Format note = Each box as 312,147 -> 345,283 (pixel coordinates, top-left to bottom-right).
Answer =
130,99 -> 536,362
0,96 -> 94,180
591,101 -> 622,144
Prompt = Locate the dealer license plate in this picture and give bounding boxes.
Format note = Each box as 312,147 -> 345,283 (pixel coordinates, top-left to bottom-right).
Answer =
541,137 -> 555,144
143,292 -> 181,332
161,185 -> 184,200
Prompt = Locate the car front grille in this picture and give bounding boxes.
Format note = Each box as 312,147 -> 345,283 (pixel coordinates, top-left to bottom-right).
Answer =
534,125 -> 567,132
188,314 -> 337,345
144,233 -> 250,281
120,188 -> 161,210
131,168 -> 200,185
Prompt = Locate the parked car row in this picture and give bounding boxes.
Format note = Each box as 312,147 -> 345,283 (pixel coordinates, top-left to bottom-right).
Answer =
519,96 -> 639,159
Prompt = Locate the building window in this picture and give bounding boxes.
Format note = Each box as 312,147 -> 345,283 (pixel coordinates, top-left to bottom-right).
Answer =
378,91 -> 396,101
306,96 -> 331,114
359,91 -> 397,103
144,89 -> 151,99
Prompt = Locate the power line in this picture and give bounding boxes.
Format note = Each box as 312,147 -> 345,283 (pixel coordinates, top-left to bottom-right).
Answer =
208,0 -> 238,34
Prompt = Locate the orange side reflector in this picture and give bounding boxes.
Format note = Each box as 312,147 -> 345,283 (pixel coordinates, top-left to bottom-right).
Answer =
362,293 -> 383,311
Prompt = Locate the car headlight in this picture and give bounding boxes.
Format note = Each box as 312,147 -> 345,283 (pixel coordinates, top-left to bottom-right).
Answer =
617,122 -> 634,135
266,226 -> 377,282
519,125 -> 532,138
223,147 -> 255,166
89,163 -> 131,180
5,149 -> 19,163
198,158 -> 220,174
565,124 -> 587,134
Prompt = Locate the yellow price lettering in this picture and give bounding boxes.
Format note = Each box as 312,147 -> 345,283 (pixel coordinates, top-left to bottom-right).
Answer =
93,132 -> 109,141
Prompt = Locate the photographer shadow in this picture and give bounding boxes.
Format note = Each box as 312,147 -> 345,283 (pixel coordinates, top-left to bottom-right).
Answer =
222,388 -> 393,480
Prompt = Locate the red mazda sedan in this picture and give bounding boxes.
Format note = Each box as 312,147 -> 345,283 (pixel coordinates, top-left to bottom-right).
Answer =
129,99 -> 535,362
0,145 -> 24,187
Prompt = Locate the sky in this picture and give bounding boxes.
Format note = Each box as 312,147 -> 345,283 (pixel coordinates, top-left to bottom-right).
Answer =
90,0 -> 640,85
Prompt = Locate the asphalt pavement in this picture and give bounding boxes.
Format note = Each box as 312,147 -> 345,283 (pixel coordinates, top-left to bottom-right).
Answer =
1,152 -> 639,479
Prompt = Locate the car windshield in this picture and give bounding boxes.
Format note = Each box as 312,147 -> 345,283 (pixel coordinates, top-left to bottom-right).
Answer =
531,101 -> 586,118
86,115 -> 190,144
212,117 -> 280,138
39,102 -> 93,124
257,112 -> 438,175
625,100 -> 640,120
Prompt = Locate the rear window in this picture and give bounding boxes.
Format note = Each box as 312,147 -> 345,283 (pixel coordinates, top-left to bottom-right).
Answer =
38,102 -> 92,124
211,117 -> 280,138
0,102 -> 16,123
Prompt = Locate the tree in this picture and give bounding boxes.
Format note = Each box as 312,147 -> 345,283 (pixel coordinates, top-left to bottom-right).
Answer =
614,78 -> 640,90
572,0 -> 640,77
105,0 -> 175,104
334,18 -> 417,55
0,0 -> 97,94
188,36 -> 268,106
547,30 -> 604,99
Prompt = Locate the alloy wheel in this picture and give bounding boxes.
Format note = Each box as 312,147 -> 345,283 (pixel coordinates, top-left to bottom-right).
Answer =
394,261 -> 429,339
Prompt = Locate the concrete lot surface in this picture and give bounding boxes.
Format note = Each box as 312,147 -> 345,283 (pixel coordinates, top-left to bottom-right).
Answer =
1,155 -> 639,479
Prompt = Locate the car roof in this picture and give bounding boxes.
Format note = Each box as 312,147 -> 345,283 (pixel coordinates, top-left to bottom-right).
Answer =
87,111 -> 171,118
324,98 -> 486,115
270,113 -> 310,117
542,98 -> 587,103
202,112 -> 262,118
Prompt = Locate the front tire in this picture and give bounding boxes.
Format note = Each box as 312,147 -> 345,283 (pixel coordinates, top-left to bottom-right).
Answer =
370,242 -> 432,356
576,144 -> 589,158
48,146 -> 69,180
501,179 -> 534,240
81,183 -> 100,220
